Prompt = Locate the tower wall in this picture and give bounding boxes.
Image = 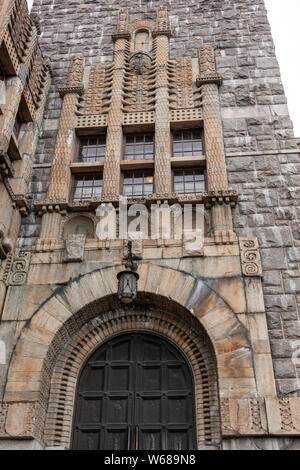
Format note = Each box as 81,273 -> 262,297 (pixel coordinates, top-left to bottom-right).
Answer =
26,0 -> 300,395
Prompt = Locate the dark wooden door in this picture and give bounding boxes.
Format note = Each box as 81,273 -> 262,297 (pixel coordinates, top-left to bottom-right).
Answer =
72,333 -> 197,450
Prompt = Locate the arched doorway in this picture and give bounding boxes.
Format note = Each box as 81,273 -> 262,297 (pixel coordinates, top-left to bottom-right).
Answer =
72,332 -> 197,450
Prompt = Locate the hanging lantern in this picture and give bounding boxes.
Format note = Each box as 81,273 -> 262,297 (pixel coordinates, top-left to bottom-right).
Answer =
117,270 -> 139,304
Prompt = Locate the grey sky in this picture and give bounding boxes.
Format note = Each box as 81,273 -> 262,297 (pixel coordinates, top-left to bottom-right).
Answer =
26,0 -> 300,136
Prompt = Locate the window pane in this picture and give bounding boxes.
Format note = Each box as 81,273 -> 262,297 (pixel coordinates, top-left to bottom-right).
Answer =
174,182 -> 184,193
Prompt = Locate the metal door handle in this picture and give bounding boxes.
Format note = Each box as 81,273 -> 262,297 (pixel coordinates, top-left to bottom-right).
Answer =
134,425 -> 139,450
128,426 -> 132,450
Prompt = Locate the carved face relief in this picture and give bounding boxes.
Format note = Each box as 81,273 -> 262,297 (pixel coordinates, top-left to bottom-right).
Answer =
129,52 -> 152,75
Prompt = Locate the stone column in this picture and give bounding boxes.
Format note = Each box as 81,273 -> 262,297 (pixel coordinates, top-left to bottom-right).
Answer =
197,45 -> 235,242
101,13 -> 129,198
47,55 -> 84,200
153,8 -> 172,194
38,56 -> 84,242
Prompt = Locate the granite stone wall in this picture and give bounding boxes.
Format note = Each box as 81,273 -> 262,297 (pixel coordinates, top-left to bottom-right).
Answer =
23,0 -> 300,394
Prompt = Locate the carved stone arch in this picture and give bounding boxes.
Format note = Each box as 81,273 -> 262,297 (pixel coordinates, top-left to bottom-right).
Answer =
4,265 -> 256,446
43,302 -> 221,449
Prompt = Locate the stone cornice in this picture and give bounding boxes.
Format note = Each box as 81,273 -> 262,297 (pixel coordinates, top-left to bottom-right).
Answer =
196,74 -> 223,87
57,84 -> 85,97
33,191 -> 239,214
112,32 -> 131,42
152,29 -> 172,38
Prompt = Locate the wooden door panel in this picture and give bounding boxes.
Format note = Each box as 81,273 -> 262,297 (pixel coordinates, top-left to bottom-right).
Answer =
72,333 -> 196,450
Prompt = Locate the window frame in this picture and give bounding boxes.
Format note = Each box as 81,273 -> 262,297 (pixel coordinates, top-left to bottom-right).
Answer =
121,168 -> 155,199
172,167 -> 206,196
123,132 -> 155,162
75,134 -> 107,163
171,129 -> 204,159
71,173 -> 103,202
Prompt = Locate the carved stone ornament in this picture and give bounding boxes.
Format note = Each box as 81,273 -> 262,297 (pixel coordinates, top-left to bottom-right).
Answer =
129,52 -> 152,75
64,234 -> 86,262
239,237 -> 262,277
8,251 -> 31,286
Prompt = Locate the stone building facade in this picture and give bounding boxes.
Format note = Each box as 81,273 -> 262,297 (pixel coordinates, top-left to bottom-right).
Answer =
0,0 -> 300,450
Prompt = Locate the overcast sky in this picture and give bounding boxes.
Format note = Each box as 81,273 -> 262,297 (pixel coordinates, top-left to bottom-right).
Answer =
26,0 -> 300,136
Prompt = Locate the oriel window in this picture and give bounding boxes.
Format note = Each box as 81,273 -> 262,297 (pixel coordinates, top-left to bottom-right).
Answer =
124,134 -> 154,161
172,130 -> 203,158
122,170 -> 154,198
174,169 -> 205,195
72,174 -> 103,201
78,136 -> 106,162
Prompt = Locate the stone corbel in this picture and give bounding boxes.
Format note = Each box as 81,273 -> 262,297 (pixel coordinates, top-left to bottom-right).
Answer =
112,32 -> 131,43
57,84 -> 85,97
34,199 -> 69,217
152,29 -> 172,38
196,74 -> 222,87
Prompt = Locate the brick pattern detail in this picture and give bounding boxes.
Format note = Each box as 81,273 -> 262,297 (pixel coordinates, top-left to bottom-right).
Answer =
43,306 -> 220,449
168,57 -> 194,109
75,114 -> 108,129
154,34 -> 172,194
198,46 -> 228,191
82,63 -> 113,115
123,111 -> 155,126
102,38 -> 128,197
123,57 -> 156,112
171,108 -> 203,124
66,55 -> 84,85
46,56 -> 84,199
3,29 -> 19,74
46,93 -> 79,199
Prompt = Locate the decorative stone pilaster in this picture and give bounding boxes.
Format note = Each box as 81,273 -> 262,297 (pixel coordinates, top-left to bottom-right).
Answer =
153,8 -> 172,194
39,56 -> 84,244
197,46 -> 236,243
102,13 -> 129,198
46,55 -> 84,200
197,45 -> 227,192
